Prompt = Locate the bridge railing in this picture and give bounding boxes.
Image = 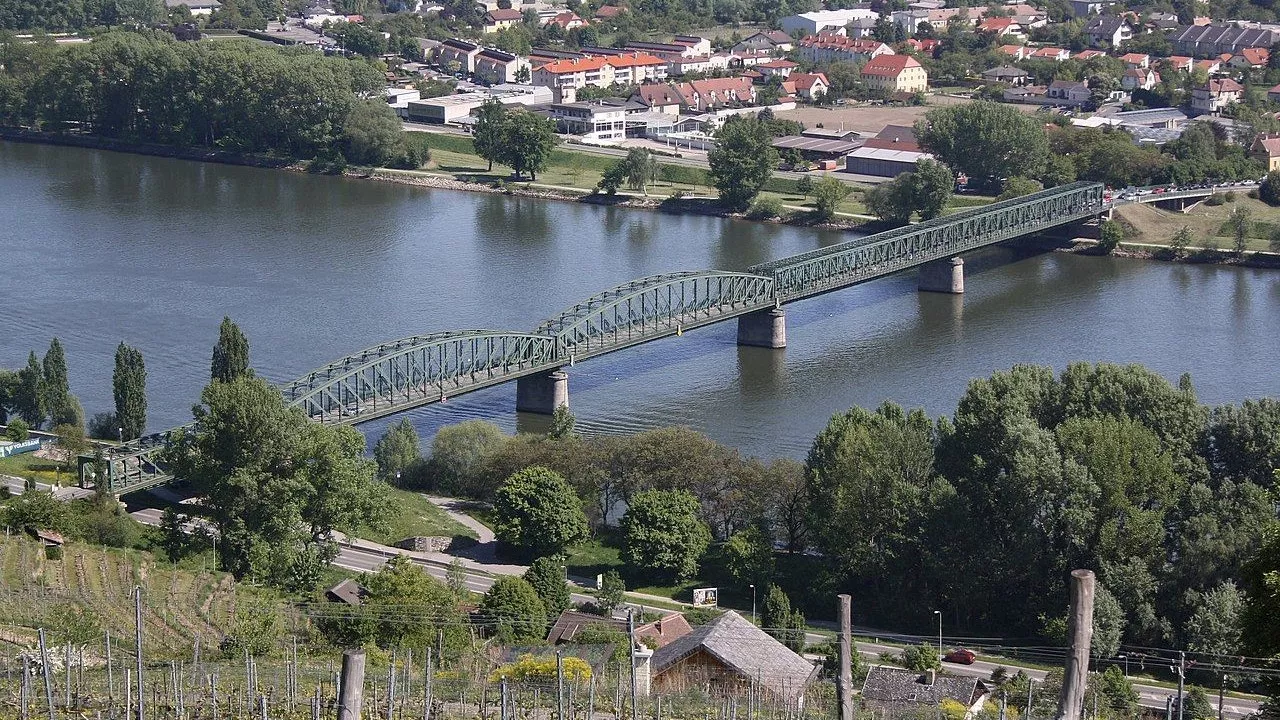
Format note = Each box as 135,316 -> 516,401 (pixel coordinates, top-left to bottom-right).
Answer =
752,182 -> 1105,301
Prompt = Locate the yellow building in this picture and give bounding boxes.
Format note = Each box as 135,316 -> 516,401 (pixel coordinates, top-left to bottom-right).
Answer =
859,54 -> 928,93
1251,134 -> 1280,171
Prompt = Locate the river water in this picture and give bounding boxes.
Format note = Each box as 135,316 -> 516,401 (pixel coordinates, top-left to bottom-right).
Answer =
2,140 -> 1278,458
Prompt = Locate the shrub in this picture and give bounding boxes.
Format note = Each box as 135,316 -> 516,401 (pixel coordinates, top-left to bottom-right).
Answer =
1204,194 -> 1224,206
901,643 -> 941,671
1098,220 -> 1124,254
1224,190 -> 1237,202
6,419 -> 29,442
746,197 -> 785,220
1260,169 -> 1280,205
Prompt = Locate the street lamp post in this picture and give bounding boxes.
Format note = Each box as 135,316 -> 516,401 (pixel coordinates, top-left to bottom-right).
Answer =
1119,653 -> 1129,677
934,610 -> 943,660
750,584 -> 756,625
118,427 -> 123,444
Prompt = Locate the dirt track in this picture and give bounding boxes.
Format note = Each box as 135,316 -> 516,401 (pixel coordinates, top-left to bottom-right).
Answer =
777,97 -> 1039,135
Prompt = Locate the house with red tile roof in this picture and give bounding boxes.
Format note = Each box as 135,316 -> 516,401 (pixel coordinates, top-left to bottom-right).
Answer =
593,4 -> 625,19
482,8 -> 523,32
1027,46 -> 1070,61
998,44 -> 1028,60
1230,46 -> 1269,68
1164,55 -> 1193,71
543,11 -> 584,29
631,83 -> 684,115
1191,77 -> 1243,114
907,37 -> 941,54
860,54 -> 928,93
1073,49 -> 1106,60
1119,52 -> 1149,69
796,35 -> 894,64
789,72 -> 829,100
671,77 -> 757,111
757,58 -> 798,78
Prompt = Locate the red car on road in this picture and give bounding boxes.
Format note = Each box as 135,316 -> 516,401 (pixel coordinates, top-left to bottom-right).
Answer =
943,648 -> 976,665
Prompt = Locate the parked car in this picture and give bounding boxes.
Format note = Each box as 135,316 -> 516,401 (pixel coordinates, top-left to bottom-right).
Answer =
943,648 -> 976,665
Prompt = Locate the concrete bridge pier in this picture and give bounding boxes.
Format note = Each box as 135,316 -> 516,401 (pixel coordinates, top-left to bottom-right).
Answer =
736,308 -> 786,349
918,257 -> 964,294
515,368 -> 568,415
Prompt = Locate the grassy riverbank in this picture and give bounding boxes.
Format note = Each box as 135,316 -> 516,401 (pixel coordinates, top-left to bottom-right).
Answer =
1114,196 -> 1280,252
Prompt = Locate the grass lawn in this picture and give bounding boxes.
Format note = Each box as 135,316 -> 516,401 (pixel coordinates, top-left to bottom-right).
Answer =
1114,196 -> 1280,252
358,486 -> 477,547
565,533 -> 624,580
0,451 -> 71,485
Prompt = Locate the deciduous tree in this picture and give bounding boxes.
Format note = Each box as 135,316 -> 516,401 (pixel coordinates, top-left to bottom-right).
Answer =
341,99 -> 404,166
480,576 -> 546,643
909,158 -> 953,219
502,110 -> 558,181
915,101 -> 1049,191
494,466 -> 589,559
621,489 -> 711,583
811,177 -> 851,221
523,556 -> 571,617
373,418 -> 421,484
167,376 -> 386,590
708,116 -> 778,211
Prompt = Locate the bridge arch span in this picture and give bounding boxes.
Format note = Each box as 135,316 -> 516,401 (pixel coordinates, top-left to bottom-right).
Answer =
536,271 -> 775,358
286,330 -> 559,424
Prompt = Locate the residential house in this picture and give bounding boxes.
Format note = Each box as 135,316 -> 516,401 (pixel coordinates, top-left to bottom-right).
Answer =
672,35 -> 713,54
482,8 -> 523,32
756,58 -> 798,78
1067,0 -> 1110,16
1003,84 -> 1048,103
636,614 -> 694,648
438,38 -> 482,73
667,55 -> 714,75
860,54 -> 928,93
631,83 -> 685,115
1251,133 -> 1280,170
1073,49 -> 1107,60
671,77 -> 756,111
1083,15 -> 1131,47
892,6 -> 984,33
1007,3 -> 1049,28
1027,46 -> 1071,61
780,7 -> 877,35
1120,52 -> 1150,68
1230,47 -> 1269,68
977,17 -> 1025,40
1172,24 -> 1275,57
325,579 -> 368,605
533,56 -> 614,99
847,17 -> 879,38
1047,79 -> 1091,105
164,0 -> 222,15
789,72 -> 829,100
543,11 -> 584,29
998,44 -> 1029,60
1268,82 -> 1280,102
907,37 -> 940,54
609,52 -> 667,84
593,4 -> 625,20
474,48 -> 529,84
624,40 -> 701,62
1195,58 -> 1221,74
1122,67 -> 1157,91
649,611 -> 818,704
796,35 -> 894,64
530,47 -> 584,65
981,65 -> 1030,85
1191,77 -> 1243,114
1164,55 -> 1194,71
860,666 -> 990,717
734,30 -> 796,53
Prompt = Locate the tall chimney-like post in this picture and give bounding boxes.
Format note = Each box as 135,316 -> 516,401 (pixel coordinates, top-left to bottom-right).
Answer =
1056,570 -> 1096,720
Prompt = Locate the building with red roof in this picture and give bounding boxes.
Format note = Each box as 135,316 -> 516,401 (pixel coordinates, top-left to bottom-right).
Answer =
860,54 -> 927,93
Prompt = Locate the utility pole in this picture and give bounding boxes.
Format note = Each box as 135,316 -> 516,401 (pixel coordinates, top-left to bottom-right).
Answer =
1176,652 -> 1186,720
837,595 -> 853,720
135,586 -> 145,720
628,609 -> 638,720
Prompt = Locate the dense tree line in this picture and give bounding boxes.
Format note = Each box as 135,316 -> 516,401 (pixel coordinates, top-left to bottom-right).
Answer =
0,31 -> 426,166
916,102 -> 1263,192
0,338 -> 82,429
0,0 -> 164,31
392,363 -> 1278,668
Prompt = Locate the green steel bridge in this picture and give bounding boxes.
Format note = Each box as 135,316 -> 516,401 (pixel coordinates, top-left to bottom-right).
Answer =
88,181 -> 1105,494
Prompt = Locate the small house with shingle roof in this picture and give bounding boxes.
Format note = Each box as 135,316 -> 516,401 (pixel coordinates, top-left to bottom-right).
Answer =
649,611 -> 818,704
861,666 -> 990,716
326,578 -> 369,606
547,611 -> 628,644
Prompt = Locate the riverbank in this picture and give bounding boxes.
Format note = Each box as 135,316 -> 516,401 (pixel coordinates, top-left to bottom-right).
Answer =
1052,236 -> 1280,268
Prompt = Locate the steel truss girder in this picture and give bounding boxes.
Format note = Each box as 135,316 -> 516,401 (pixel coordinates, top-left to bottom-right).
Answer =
286,330 -> 559,424
753,182 -> 1106,301
537,271 -> 776,359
